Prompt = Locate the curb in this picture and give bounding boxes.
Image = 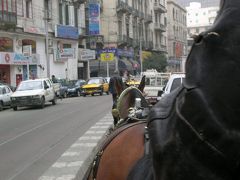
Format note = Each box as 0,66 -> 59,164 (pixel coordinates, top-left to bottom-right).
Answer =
39,112 -> 113,180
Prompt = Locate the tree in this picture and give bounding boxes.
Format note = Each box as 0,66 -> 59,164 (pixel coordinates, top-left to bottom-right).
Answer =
142,53 -> 167,72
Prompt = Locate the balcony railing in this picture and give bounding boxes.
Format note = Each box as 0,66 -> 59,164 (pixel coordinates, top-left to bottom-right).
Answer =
153,2 -> 167,13
0,11 -> 17,30
154,23 -> 166,32
116,1 -> 128,13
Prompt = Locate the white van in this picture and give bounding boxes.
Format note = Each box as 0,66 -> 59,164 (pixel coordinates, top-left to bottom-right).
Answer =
160,73 -> 185,98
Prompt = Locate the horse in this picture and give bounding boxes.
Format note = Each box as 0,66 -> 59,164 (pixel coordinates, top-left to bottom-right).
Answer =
85,75 -> 151,180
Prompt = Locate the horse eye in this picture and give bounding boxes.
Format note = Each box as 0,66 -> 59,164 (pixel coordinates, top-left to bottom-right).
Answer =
193,35 -> 203,44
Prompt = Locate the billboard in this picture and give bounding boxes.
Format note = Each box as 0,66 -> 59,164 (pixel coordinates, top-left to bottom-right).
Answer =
89,3 -> 100,35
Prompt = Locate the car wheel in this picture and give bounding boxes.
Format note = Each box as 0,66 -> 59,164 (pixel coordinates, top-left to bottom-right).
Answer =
91,93 -> 94,96
76,90 -> 80,97
40,97 -> 45,109
100,89 -> 103,96
13,106 -> 17,111
0,101 -> 3,111
64,92 -> 67,98
52,96 -> 57,105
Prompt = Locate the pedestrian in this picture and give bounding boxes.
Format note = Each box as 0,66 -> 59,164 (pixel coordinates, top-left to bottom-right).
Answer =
109,71 -> 124,126
51,75 -> 57,83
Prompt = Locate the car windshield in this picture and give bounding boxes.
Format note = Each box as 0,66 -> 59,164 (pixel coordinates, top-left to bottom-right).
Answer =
17,81 -> 43,91
87,79 -> 101,84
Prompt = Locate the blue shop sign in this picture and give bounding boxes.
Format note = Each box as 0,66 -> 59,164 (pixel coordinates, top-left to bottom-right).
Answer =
55,25 -> 79,39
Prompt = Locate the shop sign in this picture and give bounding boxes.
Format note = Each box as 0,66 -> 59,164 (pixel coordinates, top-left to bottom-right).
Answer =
98,48 -> 117,61
117,48 -> 134,58
24,27 -> 46,35
56,48 -> 75,59
55,25 -> 79,39
0,52 -> 40,65
79,49 -> 96,61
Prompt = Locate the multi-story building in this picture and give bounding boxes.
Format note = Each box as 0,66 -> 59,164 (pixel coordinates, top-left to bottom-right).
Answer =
167,0 -> 187,72
186,2 -> 219,51
0,0 -> 88,87
88,0 -> 168,77
175,0 -> 220,8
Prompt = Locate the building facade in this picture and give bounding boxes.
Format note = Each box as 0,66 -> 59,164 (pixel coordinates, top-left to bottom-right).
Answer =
167,0 -> 187,72
186,2 -> 219,52
0,0 -> 89,87
175,0 -> 220,8
88,0 -> 168,77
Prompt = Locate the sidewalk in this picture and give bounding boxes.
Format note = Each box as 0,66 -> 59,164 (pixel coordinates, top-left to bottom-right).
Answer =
39,112 -> 113,180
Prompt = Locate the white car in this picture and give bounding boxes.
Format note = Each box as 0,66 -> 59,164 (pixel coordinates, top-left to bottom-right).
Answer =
11,78 -> 57,111
0,85 -> 13,111
159,73 -> 185,100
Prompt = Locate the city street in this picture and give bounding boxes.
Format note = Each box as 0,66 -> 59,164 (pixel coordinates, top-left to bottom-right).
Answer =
0,95 -> 112,180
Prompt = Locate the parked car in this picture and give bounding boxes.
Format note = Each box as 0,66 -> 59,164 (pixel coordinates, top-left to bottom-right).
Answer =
81,77 -> 109,96
0,85 -> 13,111
0,81 -> 16,92
11,78 -> 57,110
158,73 -> 185,100
57,79 -> 69,98
67,79 -> 86,97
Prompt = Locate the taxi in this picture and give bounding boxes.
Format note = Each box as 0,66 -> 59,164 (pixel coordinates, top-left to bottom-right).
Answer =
81,77 -> 109,96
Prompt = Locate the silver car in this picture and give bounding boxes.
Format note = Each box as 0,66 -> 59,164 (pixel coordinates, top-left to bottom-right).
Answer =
0,85 -> 13,111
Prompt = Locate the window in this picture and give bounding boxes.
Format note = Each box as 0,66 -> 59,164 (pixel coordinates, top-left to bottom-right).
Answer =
26,0 -> 32,18
22,39 -> 36,53
0,37 -> 13,52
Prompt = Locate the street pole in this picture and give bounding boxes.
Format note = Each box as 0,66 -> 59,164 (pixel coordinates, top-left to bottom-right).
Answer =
44,10 -> 50,78
140,35 -> 143,77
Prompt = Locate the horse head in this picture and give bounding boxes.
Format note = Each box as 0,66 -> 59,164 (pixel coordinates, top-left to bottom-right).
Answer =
112,75 -> 149,126
147,0 -> 240,179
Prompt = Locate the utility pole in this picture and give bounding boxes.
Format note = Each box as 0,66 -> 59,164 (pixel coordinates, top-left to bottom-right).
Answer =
44,9 -> 51,78
140,26 -> 143,76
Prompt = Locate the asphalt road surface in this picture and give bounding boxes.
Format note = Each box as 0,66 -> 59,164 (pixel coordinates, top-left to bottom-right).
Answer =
0,95 -> 112,180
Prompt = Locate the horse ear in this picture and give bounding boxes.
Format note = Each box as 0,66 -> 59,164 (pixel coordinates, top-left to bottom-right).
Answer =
138,75 -> 145,93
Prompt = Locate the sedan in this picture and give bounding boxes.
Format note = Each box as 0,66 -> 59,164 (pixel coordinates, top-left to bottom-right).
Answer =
0,85 -> 13,111
81,77 -> 109,96
67,79 -> 86,97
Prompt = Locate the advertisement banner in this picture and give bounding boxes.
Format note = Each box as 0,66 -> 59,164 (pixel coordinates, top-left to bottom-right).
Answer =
79,49 -> 96,61
89,3 -> 100,35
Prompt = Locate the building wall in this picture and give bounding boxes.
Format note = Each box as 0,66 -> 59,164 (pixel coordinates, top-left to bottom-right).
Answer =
167,0 -> 187,72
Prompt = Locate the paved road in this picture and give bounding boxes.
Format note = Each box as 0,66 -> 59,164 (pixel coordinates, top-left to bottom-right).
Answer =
0,95 -> 112,180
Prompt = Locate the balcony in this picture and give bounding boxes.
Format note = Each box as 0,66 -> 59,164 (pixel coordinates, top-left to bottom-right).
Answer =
145,14 -> 153,23
138,11 -> 144,20
154,2 -> 167,13
118,35 -> 128,45
0,11 -> 17,30
132,9 -> 139,17
146,41 -> 154,49
154,23 -> 166,32
155,44 -> 167,52
116,1 -> 128,13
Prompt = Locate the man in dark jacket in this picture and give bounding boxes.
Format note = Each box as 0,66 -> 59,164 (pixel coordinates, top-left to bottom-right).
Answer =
109,72 -> 124,125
